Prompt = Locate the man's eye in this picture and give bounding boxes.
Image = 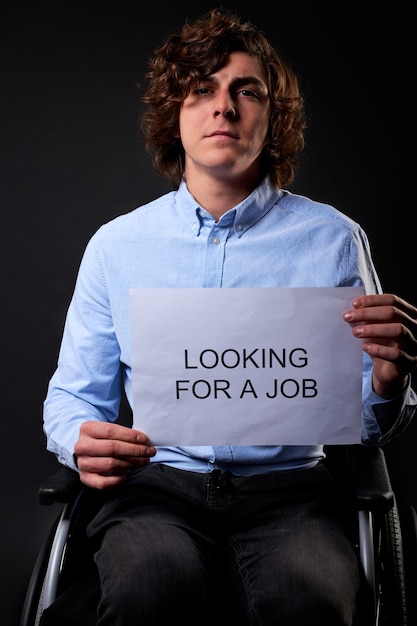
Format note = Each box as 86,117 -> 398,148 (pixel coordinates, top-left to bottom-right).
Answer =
239,89 -> 258,98
195,87 -> 210,95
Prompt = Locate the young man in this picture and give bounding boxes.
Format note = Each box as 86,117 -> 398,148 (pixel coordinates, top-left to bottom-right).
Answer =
42,8 -> 417,625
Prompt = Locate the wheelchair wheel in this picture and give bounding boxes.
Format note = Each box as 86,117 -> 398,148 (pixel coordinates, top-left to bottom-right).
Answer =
20,512 -> 62,626
376,495 -> 408,626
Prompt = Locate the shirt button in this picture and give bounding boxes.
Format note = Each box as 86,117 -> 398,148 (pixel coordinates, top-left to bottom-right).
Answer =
236,223 -> 243,231
212,237 -> 220,245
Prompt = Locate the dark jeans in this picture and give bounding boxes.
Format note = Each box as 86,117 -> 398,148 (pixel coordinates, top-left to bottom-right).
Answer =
84,462 -> 361,626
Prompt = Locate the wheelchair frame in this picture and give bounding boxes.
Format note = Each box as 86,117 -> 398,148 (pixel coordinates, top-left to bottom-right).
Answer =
20,445 -> 409,626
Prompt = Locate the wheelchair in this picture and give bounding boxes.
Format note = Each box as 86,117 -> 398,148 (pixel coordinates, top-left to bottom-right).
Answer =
20,444 -> 410,626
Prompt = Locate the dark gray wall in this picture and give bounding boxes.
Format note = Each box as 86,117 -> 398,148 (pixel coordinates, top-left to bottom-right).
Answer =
2,1 -> 415,624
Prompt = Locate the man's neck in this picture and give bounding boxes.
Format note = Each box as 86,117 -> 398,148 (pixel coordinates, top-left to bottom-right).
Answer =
185,169 -> 262,222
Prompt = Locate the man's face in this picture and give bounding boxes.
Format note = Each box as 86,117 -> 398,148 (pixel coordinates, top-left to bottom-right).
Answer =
179,51 -> 270,183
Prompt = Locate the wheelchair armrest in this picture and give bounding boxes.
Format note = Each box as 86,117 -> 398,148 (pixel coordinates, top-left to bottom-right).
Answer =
349,445 -> 394,514
39,464 -> 82,505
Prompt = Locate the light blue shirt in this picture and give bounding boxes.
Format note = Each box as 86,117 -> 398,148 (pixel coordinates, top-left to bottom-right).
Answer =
44,177 -> 416,474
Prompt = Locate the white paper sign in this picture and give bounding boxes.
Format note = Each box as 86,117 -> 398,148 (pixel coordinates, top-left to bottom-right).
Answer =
130,287 -> 364,445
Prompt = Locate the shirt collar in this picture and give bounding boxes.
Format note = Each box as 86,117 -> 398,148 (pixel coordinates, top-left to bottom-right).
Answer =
175,177 -> 283,237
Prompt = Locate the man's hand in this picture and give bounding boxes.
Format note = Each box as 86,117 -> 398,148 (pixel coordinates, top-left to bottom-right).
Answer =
74,421 -> 156,489
343,293 -> 417,398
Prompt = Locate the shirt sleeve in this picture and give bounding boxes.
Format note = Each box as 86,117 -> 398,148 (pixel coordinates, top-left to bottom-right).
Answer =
43,234 -> 123,470
352,226 -> 417,443
361,352 -> 417,445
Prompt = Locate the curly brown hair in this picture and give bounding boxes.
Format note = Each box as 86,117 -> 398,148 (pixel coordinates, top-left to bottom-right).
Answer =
140,8 -> 306,189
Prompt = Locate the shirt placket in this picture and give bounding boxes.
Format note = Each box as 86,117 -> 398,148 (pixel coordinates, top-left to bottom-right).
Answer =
201,223 -> 232,288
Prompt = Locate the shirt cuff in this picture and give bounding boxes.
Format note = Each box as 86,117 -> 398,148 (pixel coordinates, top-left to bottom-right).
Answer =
362,375 -> 417,445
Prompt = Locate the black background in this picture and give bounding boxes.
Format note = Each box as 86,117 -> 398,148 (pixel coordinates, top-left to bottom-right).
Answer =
2,1 -> 415,624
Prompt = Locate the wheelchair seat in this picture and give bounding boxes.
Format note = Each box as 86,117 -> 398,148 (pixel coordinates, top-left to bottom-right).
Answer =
20,444 -> 410,626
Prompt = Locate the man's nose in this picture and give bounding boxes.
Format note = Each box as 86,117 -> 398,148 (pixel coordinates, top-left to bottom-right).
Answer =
214,93 -> 237,119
